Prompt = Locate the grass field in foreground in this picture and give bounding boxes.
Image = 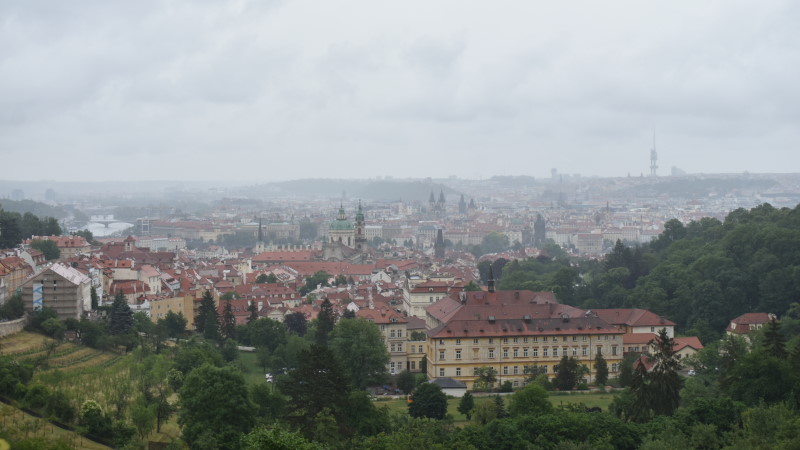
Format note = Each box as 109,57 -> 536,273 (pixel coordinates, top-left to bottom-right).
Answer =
0,402 -> 108,449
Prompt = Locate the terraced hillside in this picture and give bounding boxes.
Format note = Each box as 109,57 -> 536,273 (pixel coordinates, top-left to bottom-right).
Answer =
1,331 -> 134,416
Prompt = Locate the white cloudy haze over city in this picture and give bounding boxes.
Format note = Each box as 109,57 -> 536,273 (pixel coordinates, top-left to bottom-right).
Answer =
1,0 -> 798,182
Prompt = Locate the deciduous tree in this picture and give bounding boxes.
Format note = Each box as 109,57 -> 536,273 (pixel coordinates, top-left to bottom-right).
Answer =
178,364 -> 255,449
330,318 -> 389,389
408,383 -> 447,420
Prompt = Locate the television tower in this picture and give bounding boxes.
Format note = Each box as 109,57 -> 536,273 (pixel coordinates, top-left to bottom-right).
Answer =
649,131 -> 658,176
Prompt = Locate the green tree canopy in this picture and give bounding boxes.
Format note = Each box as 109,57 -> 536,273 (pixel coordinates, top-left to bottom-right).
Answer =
457,391 -> 475,420
108,292 -> 133,336
408,383 -> 447,420
595,352 -> 609,387
279,344 -> 350,432
178,364 -> 255,449
508,383 -> 553,417
330,318 -> 389,389
30,239 -> 60,260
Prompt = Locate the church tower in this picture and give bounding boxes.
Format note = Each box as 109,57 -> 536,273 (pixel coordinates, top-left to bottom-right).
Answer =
434,228 -> 445,258
355,200 -> 367,252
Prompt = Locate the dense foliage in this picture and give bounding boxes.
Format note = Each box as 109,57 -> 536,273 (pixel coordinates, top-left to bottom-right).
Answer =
501,203 -> 800,342
0,208 -> 62,249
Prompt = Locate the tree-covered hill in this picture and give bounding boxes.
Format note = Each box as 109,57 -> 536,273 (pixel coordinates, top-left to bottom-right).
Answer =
500,203 -> 800,343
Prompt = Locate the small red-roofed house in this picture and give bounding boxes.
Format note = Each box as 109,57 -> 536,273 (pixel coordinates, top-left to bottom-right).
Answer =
673,337 -> 704,360
726,312 -> 777,341
592,309 -> 676,337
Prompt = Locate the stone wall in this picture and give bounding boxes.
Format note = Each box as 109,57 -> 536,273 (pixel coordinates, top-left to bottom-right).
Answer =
0,317 -> 27,338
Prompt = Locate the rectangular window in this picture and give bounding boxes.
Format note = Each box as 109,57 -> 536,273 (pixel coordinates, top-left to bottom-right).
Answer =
572,347 -> 578,356
542,366 -> 547,374
456,339 -> 461,345
390,362 -> 395,372
543,336 -> 548,342
533,348 -> 539,357
513,337 -> 519,343
398,330 -> 403,338
596,346 -> 603,355
411,361 -> 416,370
390,330 -> 396,338
553,348 -> 558,357
612,346 -> 618,356
563,347 -> 568,356
473,338 -> 479,344
455,350 -> 461,360
488,349 -> 495,359
503,349 -> 509,358
439,368 -> 445,377
582,347 -> 588,357
523,348 -> 529,357
513,348 -> 519,357
563,336 -> 568,342
503,338 -> 509,344
391,343 -> 396,352
543,348 -> 548,357
514,380 -> 519,387
553,365 -> 559,373
503,366 -> 509,375
513,366 -> 519,375
456,367 -> 461,376
419,345 -> 423,353
582,335 -> 587,341
533,336 -> 538,343
523,337 -> 528,343
397,343 -> 403,352
439,351 -> 445,361
573,336 -> 578,342
489,338 -> 494,344
611,363 -> 617,372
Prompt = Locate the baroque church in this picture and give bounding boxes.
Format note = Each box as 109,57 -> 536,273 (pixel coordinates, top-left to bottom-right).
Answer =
322,202 -> 368,263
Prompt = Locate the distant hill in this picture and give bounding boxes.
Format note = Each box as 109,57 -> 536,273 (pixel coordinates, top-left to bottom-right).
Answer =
0,199 -> 68,219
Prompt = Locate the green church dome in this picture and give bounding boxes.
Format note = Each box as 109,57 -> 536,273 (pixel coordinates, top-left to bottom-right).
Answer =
330,219 -> 354,230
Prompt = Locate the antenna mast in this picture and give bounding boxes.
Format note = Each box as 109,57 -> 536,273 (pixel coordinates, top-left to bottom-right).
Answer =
650,130 -> 658,176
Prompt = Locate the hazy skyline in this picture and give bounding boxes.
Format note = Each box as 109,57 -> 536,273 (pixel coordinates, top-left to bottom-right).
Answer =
1,1 -> 798,182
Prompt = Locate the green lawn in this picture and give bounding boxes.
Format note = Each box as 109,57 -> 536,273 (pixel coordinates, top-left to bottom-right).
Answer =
373,390 -> 618,422
238,351 -> 270,386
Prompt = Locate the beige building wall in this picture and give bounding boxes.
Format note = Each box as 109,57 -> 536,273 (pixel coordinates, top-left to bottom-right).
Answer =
150,295 -> 196,330
427,332 -> 624,389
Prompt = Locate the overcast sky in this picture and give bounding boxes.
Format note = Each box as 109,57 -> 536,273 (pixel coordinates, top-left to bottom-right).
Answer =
1,1 -> 798,182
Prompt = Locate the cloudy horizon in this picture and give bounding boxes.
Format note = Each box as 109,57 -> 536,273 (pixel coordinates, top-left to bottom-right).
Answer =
1,1 -> 798,182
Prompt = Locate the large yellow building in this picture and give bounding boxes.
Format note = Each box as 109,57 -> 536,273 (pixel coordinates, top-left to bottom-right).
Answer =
425,289 -> 624,389
150,295 -> 196,329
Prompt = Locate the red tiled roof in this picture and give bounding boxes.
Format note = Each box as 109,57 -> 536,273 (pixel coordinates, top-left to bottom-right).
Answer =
357,308 -> 408,324
592,309 -> 676,328
283,261 -> 376,277
674,336 -> 704,351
